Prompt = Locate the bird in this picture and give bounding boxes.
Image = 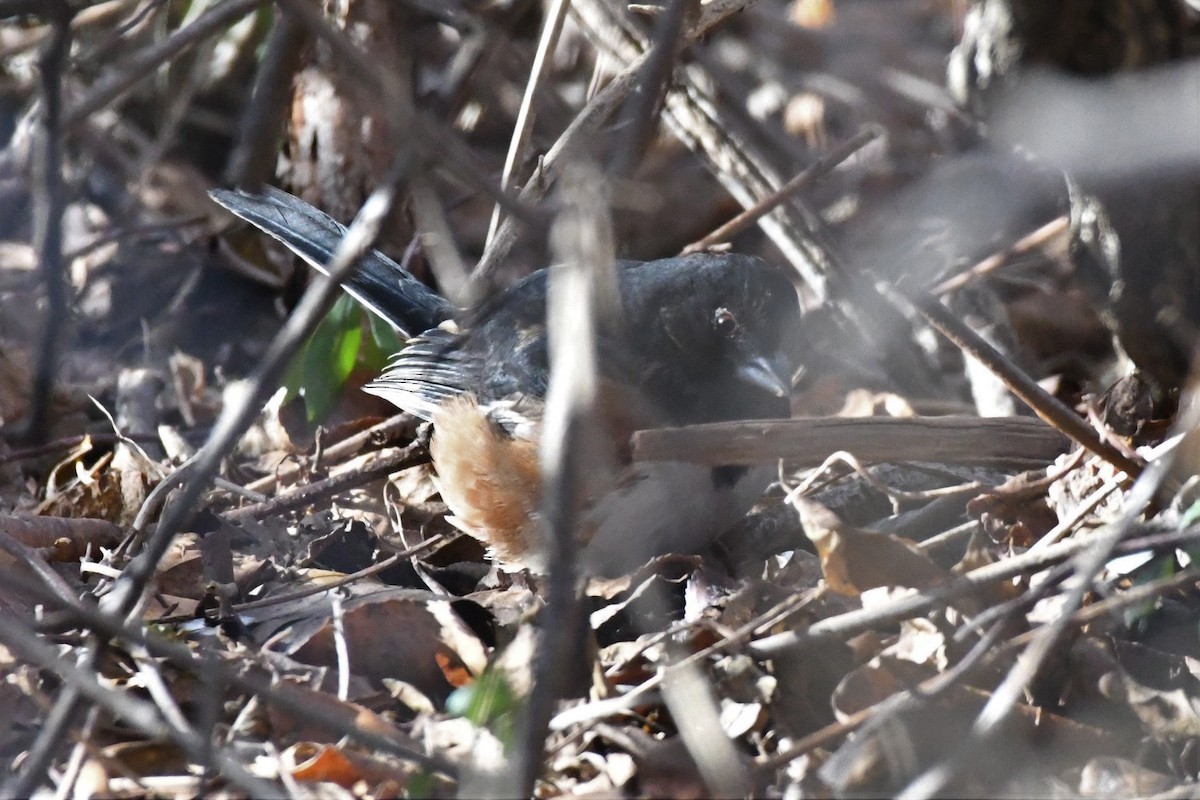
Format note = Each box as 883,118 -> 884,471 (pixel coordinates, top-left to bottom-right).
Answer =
211,186 -> 802,576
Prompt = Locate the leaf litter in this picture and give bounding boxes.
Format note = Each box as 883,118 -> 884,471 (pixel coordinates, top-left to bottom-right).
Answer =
1,1 -> 1199,797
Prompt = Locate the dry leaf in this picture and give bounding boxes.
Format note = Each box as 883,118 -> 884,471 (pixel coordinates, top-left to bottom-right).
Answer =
789,0 -> 835,29
793,498 -> 955,597
284,741 -> 419,788
1079,757 -> 1174,797
0,514 -> 121,560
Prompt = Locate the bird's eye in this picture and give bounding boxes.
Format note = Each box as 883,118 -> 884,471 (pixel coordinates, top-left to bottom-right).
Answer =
713,307 -> 740,337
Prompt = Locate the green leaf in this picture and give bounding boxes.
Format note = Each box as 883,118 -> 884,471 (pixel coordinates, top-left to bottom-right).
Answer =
1181,495 -> 1200,529
404,771 -> 436,798
362,310 -> 405,372
1123,552 -> 1178,629
284,294 -> 368,424
445,668 -> 519,748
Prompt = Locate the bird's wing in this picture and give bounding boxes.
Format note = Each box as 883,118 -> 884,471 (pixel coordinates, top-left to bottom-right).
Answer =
210,186 -> 454,336
363,328 -> 473,422
365,329 -> 543,438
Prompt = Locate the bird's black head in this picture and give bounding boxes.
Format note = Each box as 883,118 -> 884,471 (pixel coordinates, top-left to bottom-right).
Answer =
618,253 -> 801,424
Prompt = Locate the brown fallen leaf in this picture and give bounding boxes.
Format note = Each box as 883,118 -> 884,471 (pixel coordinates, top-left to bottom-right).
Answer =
248,584 -> 488,701
952,528 -> 1023,609
789,0 -> 835,29
266,677 -> 427,748
284,741 -> 420,789
0,514 -> 121,560
791,497 -> 956,598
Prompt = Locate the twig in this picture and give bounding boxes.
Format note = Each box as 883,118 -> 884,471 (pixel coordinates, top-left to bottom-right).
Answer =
130,644 -> 192,735
607,0 -> 693,181
1001,565 -> 1200,652
932,215 -> 1070,296
474,48 -> 647,284
1027,471 -> 1122,551
681,126 -> 881,254
890,284 -> 1145,479
19,0 -> 70,445
0,611 -> 278,796
749,522 -> 1200,660
0,562 -> 452,777
915,519 -> 980,553
782,449 -> 984,515
410,175 -> 473,306
662,652 -> 748,796
484,0 -> 570,251
211,533 -> 453,617
550,584 -> 823,733
0,525 -> 84,607
950,563 -> 1073,644
4,644 -> 101,797
62,215 -> 207,263
1,7 -> 75,786
223,9 -> 307,187
898,444 -> 1177,799
50,706 -> 101,800
242,412 -> 418,495
223,442 -> 429,523
631,415 -> 1070,466
330,591 -> 350,701
472,0 -> 764,283
495,162 -> 612,798
0,431 -> 159,465
64,0 -> 264,129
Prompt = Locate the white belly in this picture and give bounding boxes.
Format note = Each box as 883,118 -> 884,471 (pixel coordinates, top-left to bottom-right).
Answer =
579,462 -> 773,577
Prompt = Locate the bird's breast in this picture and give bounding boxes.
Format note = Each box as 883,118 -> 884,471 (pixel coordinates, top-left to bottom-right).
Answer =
428,395 -> 774,576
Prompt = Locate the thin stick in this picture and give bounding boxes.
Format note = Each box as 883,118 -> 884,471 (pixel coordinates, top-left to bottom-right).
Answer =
0,612 -> 278,796
607,0 -> 693,181
933,215 -> 1070,296
632,415 -> 1069,467
210,534 -> 452,617
64,0 -> 264,128
3,6 -> 75,789
224,442 -> 428,522
892,284 -> 1145,479
484,0 -> 571,251
411,175 -> 474,306
497,162 -> 611,798
20,0 -> 70,444
223,9 -> 307,187
750,523 -> 1200,660
241,413 -> 417,495
681,126 -> 880,254
472,0 -> 762,283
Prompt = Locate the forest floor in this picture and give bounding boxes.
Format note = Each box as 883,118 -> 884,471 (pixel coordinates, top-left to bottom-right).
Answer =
1,0 -> 1200,797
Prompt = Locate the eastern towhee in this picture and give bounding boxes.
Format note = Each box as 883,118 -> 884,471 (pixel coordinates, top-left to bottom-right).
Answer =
212,187 -> 801,575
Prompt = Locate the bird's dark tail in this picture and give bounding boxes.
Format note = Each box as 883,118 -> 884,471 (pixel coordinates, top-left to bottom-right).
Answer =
210,186 -> 454,337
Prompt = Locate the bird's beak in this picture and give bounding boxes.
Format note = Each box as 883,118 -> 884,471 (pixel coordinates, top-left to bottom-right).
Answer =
736,351 -> 792,398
